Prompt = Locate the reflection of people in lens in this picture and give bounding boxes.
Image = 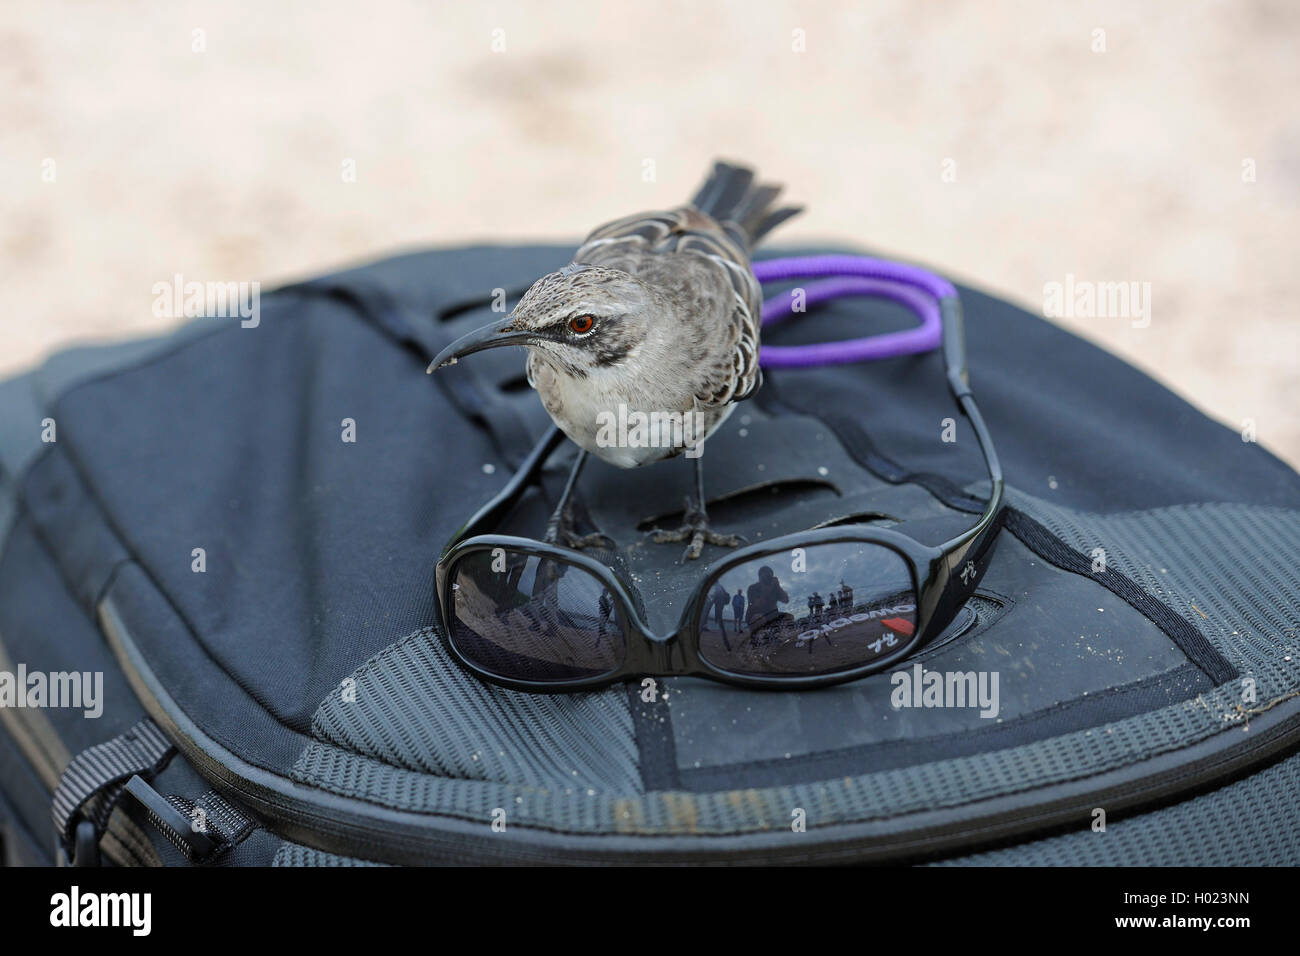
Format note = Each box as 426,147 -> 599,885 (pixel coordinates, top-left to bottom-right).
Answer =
518,558 -> 569,635
745,566 -> 791,645
492,552 -> 533,622
531,556 -> 570,603
709,582 -> 729,634
732,589 -> 746,631
810,590 -> 824,621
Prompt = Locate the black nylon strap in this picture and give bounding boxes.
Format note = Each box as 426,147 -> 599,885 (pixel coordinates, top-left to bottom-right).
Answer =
763,387 -> 1239,687
50,717 -> 174,854
157,788 -> 257,860
1002,509 -> 1238,686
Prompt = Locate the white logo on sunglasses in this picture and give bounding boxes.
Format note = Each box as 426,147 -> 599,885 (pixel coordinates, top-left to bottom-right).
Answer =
796,602 -> 915,647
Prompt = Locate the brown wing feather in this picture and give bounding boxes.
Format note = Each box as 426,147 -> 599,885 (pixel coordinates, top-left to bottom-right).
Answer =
575,206 -> 763,407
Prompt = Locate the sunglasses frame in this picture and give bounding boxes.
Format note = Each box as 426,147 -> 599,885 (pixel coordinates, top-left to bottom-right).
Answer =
435,292 -> 1004,692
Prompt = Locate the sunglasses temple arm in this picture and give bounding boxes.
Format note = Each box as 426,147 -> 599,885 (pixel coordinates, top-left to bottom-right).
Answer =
937,293 -> 1005,557
439,425 -> 567,560
928,395 -> 1006,640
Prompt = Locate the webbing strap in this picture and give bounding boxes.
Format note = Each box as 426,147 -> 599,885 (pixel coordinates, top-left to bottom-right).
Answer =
187,789 -> 256,843
155,788 -> 257,859
51,717 -> 174,853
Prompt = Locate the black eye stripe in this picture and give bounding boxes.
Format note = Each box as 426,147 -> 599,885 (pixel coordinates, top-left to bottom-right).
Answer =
540,314 -> 632,365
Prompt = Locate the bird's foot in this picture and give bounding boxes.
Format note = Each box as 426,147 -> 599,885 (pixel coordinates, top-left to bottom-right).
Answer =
648,499 -> 745,561
559,529 -> 618,550
544,505 -> 616,551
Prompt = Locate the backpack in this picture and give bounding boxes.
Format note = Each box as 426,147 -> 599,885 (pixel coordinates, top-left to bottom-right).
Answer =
2,243 -> 1298,866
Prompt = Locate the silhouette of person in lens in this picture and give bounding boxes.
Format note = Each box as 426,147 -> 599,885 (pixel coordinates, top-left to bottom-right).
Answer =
732,589 -> 746,631
746,566 -> 791,645
710,582 -> 730,634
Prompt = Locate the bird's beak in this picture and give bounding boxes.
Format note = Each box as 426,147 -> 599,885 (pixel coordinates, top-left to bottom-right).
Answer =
426,316 -> 535,373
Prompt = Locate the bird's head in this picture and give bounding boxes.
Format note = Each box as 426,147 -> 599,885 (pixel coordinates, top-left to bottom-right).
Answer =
427,264 -> 656,379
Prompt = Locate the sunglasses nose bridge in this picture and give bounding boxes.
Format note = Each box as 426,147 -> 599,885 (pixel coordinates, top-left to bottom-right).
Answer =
639,627 -> 684,673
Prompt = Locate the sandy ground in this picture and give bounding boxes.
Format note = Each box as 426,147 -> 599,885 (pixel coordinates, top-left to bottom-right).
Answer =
3,0 -> 1298,469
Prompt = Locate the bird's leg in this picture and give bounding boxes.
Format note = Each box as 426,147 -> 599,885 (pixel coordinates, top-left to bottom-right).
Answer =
544,449 -> 616,550
650,455 -> 745,561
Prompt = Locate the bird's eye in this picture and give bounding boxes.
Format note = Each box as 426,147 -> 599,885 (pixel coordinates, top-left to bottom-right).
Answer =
567,314 -> 595,334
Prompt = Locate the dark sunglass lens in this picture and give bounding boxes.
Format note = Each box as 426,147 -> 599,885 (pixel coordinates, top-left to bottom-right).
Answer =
447,549 -> 625,683
698,542 -> 917,677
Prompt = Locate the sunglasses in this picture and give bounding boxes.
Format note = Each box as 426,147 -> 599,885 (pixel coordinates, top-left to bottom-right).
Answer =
434,289 -> 1003,692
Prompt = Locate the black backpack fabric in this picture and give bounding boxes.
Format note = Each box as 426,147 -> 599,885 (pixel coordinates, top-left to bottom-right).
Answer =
1,243 -> 1298,866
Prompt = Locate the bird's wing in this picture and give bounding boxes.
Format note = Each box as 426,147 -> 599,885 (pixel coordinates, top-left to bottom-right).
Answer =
576,206 -> 763,407
577,206 -> 748,261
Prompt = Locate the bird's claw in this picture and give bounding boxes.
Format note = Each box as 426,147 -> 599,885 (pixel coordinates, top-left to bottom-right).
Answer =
544,509 -> 615,551
647,500 -> 745,560
562,530 -> 618,551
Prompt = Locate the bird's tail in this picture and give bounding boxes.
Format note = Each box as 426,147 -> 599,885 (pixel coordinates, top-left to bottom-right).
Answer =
689,160 -> 802,250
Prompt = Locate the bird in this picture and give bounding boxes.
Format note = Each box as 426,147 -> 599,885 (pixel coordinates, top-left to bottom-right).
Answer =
429,160 -> 802,559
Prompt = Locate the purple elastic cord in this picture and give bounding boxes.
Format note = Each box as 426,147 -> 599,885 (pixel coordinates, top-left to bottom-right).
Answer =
752,255 -> 955,368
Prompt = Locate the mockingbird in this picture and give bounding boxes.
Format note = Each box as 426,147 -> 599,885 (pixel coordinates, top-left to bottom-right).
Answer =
429,160 -> 801,559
